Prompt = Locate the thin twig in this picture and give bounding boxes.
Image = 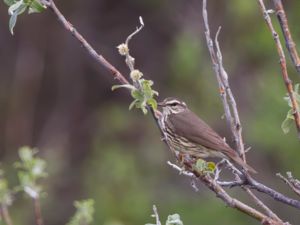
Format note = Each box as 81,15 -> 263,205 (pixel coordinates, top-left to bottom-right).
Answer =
182,162 -> 280,225
34,198 -> 44,225
214,29 -> 246,161
152,205 -> 162,225
257,0 -> 300,139
243,188 -> 283,222
277,172 -> 300,197
124,16 -> 144,72
272,0 -> 300,73
202,1 -> 296,223
42,0 -> 129,85
202,0 -> 246,161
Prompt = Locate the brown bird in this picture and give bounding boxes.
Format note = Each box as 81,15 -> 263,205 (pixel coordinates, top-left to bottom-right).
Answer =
158,97 -> 256,174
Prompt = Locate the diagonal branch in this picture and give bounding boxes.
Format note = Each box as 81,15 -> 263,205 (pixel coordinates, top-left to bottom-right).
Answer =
41,0 -> 129,86
277,172 -> 300,197
272,0 -> 300,74
257,0 -> 300,139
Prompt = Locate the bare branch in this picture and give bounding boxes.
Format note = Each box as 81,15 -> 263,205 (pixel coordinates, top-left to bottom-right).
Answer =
272,0 -> 300,73
277,172 -> 300,197
257,0 -> 300,138
0,204 -> 13,225
34,198 -> 44,225
243,188 -> 283,222
43,0 -> 130,85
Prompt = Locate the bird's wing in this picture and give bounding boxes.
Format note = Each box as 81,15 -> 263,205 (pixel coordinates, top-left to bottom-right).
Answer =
168,109 -> 233,153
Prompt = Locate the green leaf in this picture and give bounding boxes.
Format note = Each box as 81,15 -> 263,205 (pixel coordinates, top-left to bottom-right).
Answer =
295,83 -> 300,93
141,106 -> 148,115
4,0 -> 16,6
67,199 -> 95,225
166,214 -> 183,225
8,0 -> 27,35
147,98 -> 157,110
28,0 -> 45,14
19,146 -> 34,162
15,146 -> 47,198
0,170 -> 13,206
206,162 -> 216,172
9,11 -> 18,35
129,99 -> 138,110
8,0 -> 23,15
111,84 -> 135,91
195,159 -> 206,172
282,110 -> 294,134
131,89 -> 144,100
141,79 -> 154,99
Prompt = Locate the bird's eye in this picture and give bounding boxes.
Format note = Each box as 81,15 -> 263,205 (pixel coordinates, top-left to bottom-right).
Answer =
170,102 -> 178,107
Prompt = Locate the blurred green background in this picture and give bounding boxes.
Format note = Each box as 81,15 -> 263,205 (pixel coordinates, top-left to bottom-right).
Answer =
1,0 -> 300,224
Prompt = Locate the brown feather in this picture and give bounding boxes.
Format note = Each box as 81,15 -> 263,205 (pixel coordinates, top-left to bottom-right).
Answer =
168,108 -> 256,173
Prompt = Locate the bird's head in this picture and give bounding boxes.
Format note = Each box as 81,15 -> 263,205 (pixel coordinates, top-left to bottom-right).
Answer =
158,97 -> 187,115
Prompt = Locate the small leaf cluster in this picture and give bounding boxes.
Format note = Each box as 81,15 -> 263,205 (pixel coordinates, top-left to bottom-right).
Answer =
112,70 -> 158,114
146,213 -> 184,225
3,0 -> 46,35
194,159 -> 216,174
67,199 -> 95,225
282,83 -> 300,134
14,146 -> 47,199
0,169 -> 13,206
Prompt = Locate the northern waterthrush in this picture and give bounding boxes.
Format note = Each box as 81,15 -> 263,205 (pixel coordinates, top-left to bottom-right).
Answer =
158,97 -> 256,174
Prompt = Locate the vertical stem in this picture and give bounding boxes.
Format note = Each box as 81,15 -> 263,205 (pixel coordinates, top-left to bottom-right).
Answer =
1,204 -> 13,225
34,198 -> 44,225
257,0 -> 300,139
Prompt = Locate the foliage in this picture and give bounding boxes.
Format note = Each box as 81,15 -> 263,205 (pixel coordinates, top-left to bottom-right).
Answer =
146,211 -> 184,225
194,159 -> 216,174
67,199 -> 95,225
112,69 -> 158,115
281,84 -> 300,134
14,146 -> 47,198
3,0 -> 46,35
0,169 -> 13,206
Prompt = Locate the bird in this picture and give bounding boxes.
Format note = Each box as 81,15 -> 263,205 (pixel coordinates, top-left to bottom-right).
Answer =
158,97 -> 256,174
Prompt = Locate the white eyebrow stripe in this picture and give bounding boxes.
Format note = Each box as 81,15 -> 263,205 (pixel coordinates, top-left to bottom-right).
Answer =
167,100 -> 180,105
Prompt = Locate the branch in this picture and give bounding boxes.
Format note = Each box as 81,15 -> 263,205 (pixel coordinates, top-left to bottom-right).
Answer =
41,0 -> 129,86
272,0 -> 300,73
277,172 -> 300,197
0,204 -> 13,225
257,0 -> 300,139
152,205 -> 162,225
202,1 -> 245,161
168,161 -> 281,225
34,198 -> 44,225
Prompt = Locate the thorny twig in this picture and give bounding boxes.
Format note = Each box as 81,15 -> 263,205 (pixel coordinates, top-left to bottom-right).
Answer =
272,0 -> 300,74
257,0 -> 300,139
